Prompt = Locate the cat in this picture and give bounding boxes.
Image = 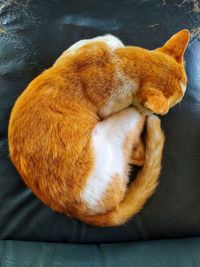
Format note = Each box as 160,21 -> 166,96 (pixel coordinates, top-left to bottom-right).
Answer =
8,29 -> 190,226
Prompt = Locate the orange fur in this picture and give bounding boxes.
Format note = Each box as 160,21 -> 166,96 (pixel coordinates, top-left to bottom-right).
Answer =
8,30 -> 189,226
130,138 -> 145,166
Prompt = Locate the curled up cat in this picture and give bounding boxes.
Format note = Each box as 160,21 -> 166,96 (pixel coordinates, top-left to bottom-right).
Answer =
8,29 -> 190,226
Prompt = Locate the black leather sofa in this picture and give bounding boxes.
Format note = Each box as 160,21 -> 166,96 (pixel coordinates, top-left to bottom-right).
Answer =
0,1 -> 200,266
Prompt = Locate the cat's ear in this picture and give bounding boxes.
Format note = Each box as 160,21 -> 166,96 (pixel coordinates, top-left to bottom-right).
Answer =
157,29 -> 190,63
140,89 -> 169,115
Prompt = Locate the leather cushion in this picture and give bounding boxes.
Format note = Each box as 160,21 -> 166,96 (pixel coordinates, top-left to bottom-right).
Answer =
0,0 -> 200,243
0,238 -> 200,267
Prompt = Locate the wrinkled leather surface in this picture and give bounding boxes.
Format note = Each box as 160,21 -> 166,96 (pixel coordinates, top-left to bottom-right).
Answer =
1,238 -> 200,267
0,0 -> 200,244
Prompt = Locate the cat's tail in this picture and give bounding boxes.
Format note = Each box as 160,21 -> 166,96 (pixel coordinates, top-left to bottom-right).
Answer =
79,115 -> 165,227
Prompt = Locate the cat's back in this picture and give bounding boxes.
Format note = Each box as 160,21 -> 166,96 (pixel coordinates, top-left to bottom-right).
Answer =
9,65 -> 97,175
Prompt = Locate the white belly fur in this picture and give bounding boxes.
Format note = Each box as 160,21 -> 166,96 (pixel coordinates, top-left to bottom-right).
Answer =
81,108 -> 143,214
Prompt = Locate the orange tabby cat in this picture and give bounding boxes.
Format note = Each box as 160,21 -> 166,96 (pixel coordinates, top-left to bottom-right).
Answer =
8,29 -> 189,226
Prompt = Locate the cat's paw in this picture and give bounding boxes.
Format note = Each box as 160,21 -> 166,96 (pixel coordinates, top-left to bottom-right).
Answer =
147,114 -> 161,130
130,139 -> 145,166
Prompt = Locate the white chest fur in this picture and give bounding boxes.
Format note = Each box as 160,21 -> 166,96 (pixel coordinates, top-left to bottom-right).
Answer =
98,72 -> 138,118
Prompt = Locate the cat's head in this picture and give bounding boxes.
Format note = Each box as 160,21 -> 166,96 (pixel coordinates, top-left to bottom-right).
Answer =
136,29 -> 190,115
